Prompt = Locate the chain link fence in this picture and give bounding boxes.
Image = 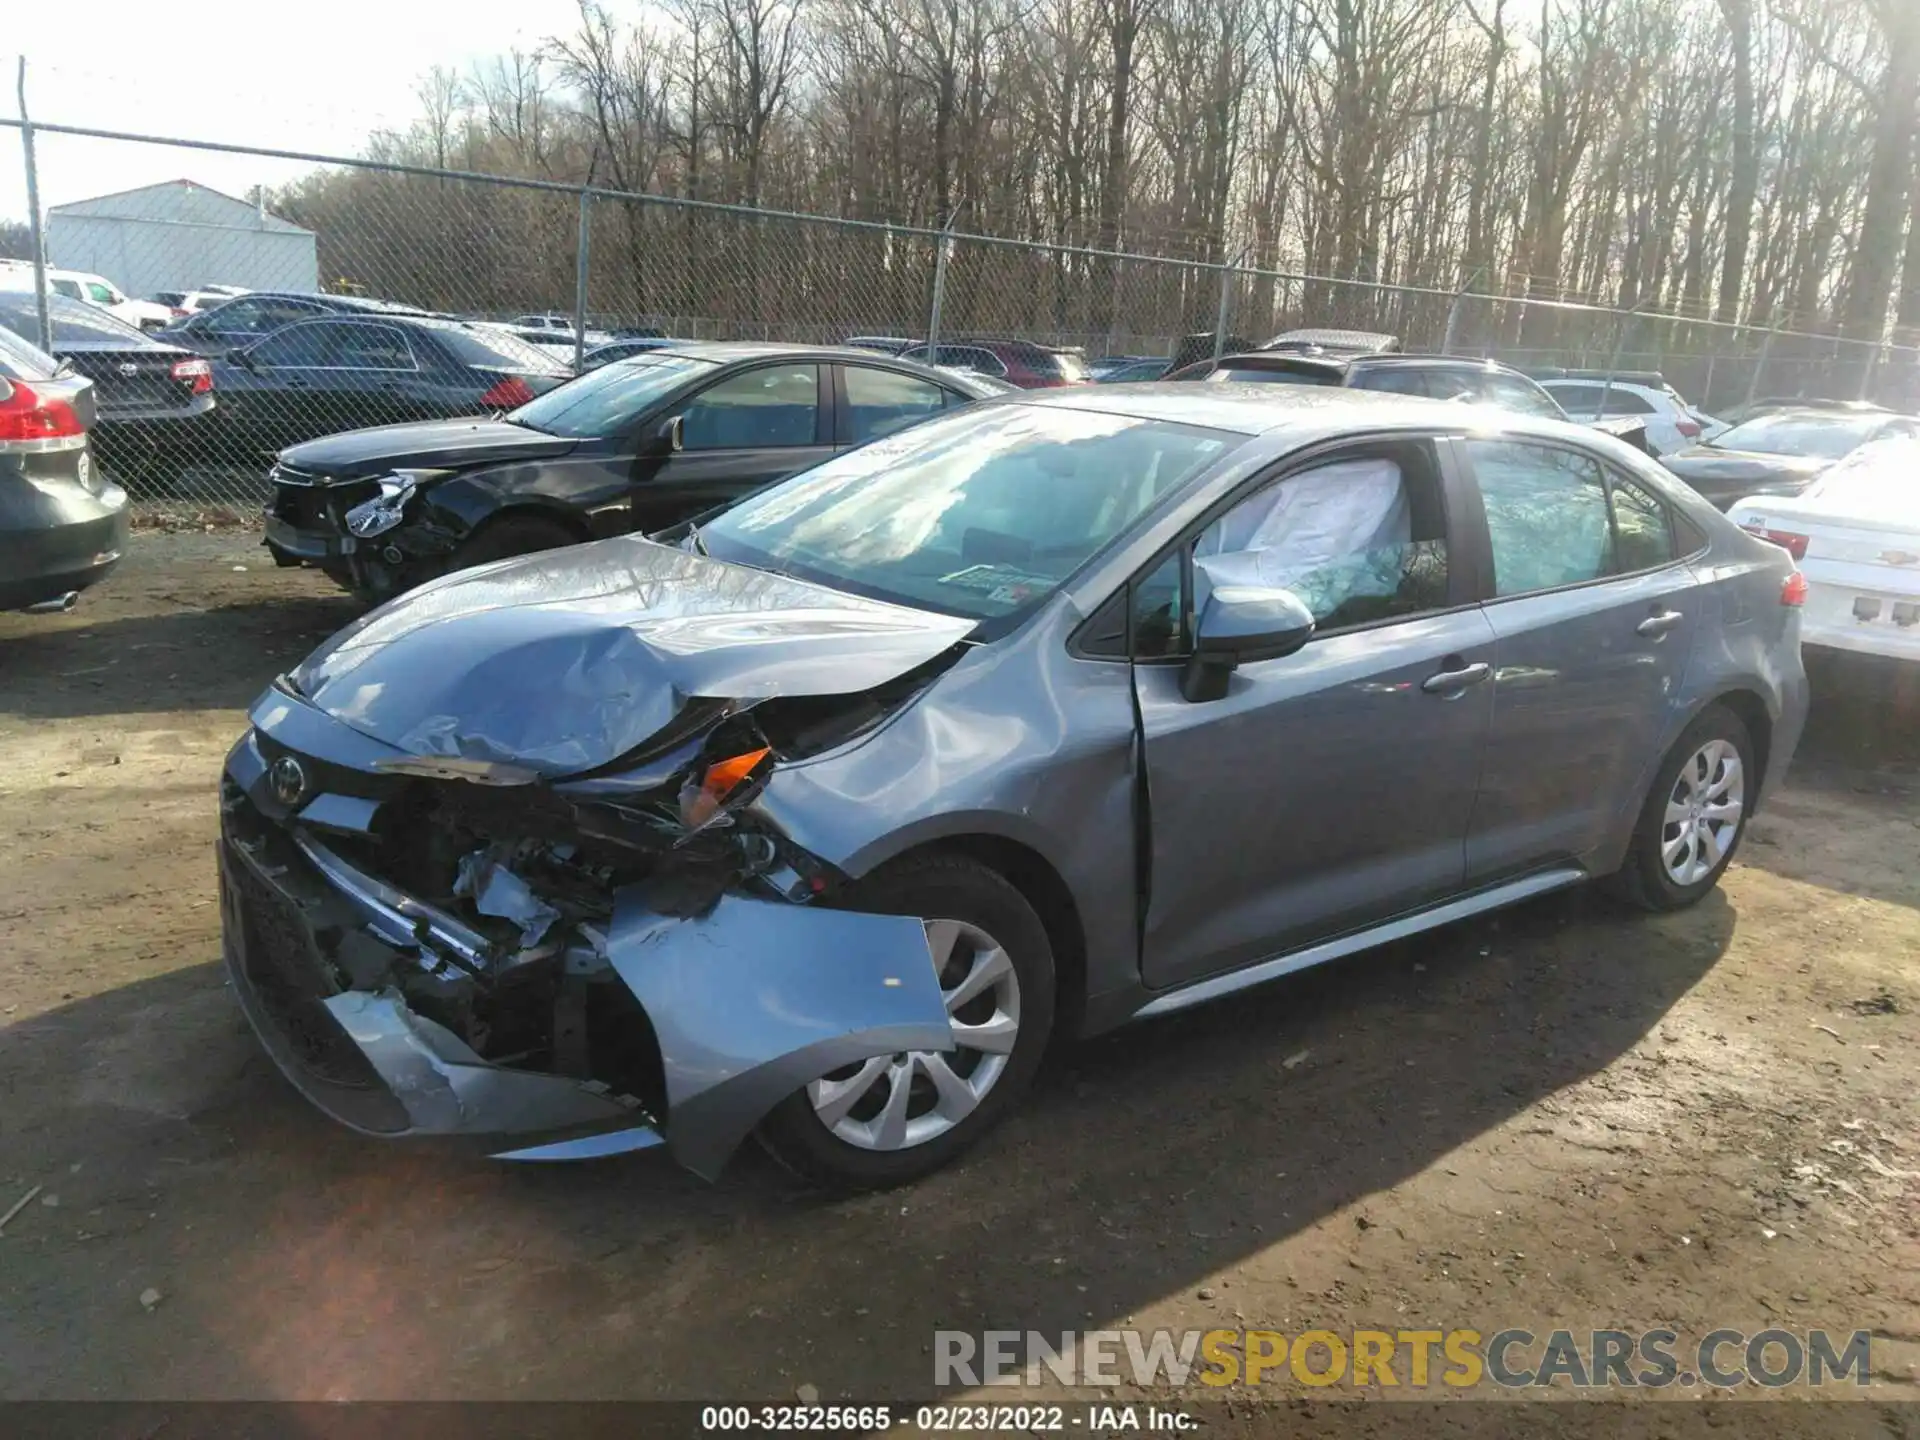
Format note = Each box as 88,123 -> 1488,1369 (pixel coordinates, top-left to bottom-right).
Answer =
7,118 -> 1917,519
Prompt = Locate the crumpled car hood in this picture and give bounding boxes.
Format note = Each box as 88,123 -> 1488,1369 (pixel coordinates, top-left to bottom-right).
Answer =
291,536 -> 975,776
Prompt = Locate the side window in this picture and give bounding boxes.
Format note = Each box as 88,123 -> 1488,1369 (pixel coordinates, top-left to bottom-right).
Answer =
1193,452 -> 1450,633
1353,368 -> 1435,398
85,282 -> 116,304
250,322 -> 341,367
330,324 -> 416,370
1609,471 -> 1675,572
1546,383 -> 1604,415
680,364 -> 820,450
1598,387 -> 1656,416
844,366 -> 947,444
1465,440 -> 1615,595
1479,373 -> 1567,419
50,279 -> 82,299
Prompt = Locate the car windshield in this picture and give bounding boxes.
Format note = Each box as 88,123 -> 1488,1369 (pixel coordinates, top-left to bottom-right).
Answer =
698,403 -> 1238,621
1206,365 -> 1339,386
1711,412 -> 1885,459
0,293 -> 151,345
507,354 -> 715,436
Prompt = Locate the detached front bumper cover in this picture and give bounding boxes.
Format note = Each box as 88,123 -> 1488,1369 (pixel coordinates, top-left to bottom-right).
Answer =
221,787 -> 954,1177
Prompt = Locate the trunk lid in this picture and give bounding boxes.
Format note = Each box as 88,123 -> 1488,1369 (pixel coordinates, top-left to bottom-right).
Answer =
58,341 -> 203,417
291,536 -> 975,776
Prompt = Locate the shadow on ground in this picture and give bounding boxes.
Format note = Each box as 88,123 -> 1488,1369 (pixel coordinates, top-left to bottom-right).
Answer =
0,884 -> 1732,1399
0,594 -> 358,722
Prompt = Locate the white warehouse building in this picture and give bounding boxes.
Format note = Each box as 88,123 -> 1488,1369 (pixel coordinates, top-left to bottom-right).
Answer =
47,180 -> 318,298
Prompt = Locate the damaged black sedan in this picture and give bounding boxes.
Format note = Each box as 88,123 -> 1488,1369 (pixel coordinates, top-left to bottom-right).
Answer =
222,388 -> 1806,1188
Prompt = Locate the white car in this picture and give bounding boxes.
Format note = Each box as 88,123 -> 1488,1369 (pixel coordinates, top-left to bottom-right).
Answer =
1539,374 -> 1725,456
1727,436 -> 1920,663
0,260 -> 173,331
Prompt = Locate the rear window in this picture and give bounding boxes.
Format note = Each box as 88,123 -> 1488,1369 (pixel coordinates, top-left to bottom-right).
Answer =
1206,364 -> 1341,386
0,322 -> 58,381
0,292 -> 156,346
442,324 -> 573,373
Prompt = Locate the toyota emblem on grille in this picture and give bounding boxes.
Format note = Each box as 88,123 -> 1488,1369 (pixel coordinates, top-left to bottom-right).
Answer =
117,362 -> 140,377
268,755 -> 309,808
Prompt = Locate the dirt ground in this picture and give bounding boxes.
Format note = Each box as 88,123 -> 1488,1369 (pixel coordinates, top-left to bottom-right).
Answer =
0,529 -> 1916,1416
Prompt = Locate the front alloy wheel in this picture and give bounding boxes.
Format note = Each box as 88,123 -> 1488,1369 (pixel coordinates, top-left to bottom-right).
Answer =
756,853 -> 1055,1190
807,918 -> 1021,1151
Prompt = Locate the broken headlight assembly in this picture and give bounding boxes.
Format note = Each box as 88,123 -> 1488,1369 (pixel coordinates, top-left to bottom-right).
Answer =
345,469 -> 447,539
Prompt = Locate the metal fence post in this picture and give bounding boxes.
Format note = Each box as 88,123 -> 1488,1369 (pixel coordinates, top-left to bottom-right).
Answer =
573,189 -> 593,370
15,59 -> 52,354
1745,325 -> 1777,408
927,224 -> 953,353
1211,250 -> 1241,362
1441,268 -> 1485,356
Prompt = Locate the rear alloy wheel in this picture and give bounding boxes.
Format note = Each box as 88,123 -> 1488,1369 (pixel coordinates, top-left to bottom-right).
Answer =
1613,704 -> 1754,912
757,855 -> 1054,1190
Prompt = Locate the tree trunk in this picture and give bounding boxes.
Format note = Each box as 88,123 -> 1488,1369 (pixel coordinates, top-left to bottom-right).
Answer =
1714,0 -> 1757,323
1841,13 -> 1920,340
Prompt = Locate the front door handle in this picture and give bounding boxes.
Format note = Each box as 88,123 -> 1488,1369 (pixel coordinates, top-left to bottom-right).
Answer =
1421,660 -> 1492,695
1637,609 -> 1684,638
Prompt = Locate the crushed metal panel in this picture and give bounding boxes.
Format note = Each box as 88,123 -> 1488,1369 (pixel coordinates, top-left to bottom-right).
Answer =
606,893 -> 952,1179
321,990 -> 640,1136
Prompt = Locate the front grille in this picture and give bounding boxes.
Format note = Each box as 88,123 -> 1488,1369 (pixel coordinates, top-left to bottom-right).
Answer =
271,478 -> 378,531
228,850 -> 380,1089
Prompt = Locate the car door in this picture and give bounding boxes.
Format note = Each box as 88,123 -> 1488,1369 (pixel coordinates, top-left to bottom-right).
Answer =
1452,436 -> 1701,881
316,322 -> 434,431
835,363 -> 957,447
215,319 -> 345,455
635,361 -> 833,524
1128,436 -> 1499,991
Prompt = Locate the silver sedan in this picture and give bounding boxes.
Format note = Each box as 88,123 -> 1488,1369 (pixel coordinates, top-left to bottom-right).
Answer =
218,386 -> 1809,1188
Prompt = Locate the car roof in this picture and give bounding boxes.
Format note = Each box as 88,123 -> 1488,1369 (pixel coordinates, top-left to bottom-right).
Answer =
1263,328 -> 1399,353
1533,368 -> 1670,388
1010,380 -> 1527,436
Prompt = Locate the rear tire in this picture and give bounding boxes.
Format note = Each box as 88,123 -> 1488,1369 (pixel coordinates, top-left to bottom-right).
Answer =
1610,703 -> 1754,912
756,854 -> 1055,1191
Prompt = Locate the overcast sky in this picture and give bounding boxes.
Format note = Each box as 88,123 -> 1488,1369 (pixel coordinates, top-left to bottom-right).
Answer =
2,0 -> 583,223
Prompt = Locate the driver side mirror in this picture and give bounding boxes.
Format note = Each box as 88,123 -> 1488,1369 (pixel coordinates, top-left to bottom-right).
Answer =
657,414 -> 685,453
226,347 -> 257,370
1180,584 -> 1315,703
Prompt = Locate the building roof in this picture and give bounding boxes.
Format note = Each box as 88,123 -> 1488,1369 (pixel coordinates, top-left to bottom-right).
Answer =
48,180 -> 313,236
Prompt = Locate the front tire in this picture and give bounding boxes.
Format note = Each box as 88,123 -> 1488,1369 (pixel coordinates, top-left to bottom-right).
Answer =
449,513 -> 583,573
757,854 -> 1055,1191
1611,703 -> 1754,912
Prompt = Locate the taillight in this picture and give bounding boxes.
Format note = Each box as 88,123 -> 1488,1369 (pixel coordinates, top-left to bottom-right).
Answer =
1676,418 -> 1702,438
0,376 -> 85,442
479,376 -> 536,408
1740,524 -> 1809,561
171,357 -> 213,395
1781,572 -> 1808,607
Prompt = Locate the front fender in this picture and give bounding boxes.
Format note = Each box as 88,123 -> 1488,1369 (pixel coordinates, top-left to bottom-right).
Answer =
605,893 -> 952,1179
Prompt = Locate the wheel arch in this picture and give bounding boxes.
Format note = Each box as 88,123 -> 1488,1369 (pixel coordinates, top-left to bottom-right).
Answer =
878,832 -> 1089,1041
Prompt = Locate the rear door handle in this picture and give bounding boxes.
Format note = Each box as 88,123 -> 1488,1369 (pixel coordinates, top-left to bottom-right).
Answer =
1421,660 -> 1491,695
1637,609 -> 1684,637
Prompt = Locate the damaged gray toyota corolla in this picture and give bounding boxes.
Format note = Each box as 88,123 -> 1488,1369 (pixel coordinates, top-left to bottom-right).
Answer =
221,387 -> 1807,1188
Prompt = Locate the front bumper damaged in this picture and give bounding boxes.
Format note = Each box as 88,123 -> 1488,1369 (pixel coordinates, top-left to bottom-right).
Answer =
219,715 -> 954,1178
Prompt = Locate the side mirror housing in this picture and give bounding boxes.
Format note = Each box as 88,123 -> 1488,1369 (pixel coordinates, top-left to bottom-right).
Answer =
1181,584 -> 1315,703
226,347 -> 256,369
